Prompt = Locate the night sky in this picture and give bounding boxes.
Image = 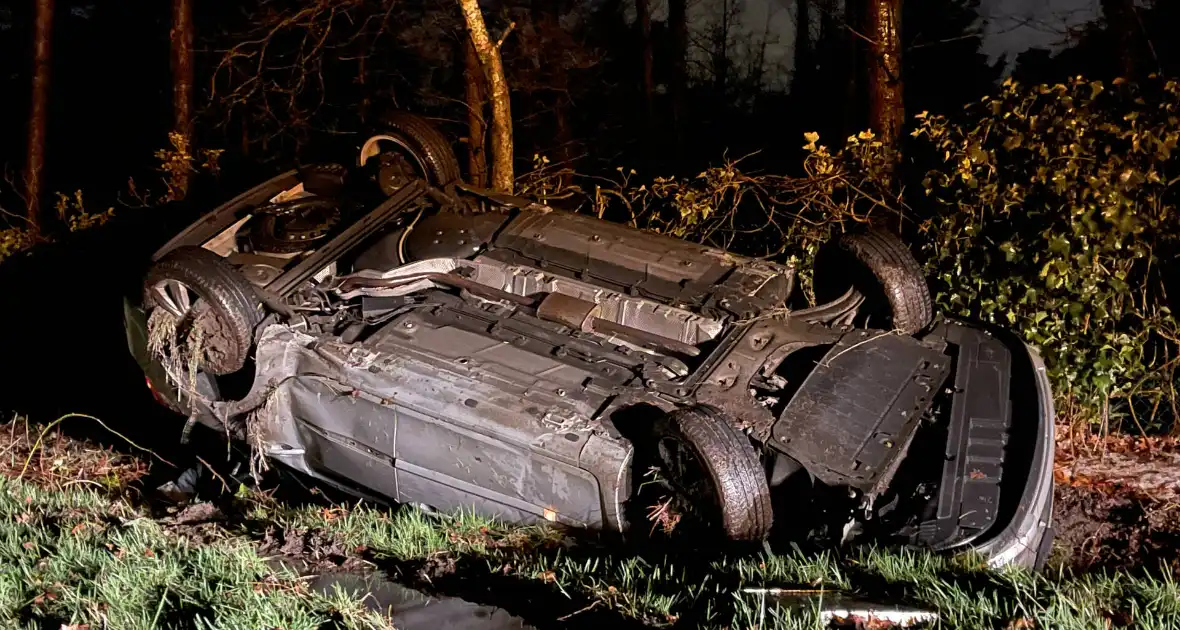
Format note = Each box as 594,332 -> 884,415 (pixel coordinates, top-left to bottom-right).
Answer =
728,0 -> 1101,86
981,0 -> 1099,68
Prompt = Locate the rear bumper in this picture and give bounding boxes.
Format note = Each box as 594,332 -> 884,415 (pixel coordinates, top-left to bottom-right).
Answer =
973,344 -> 1056,569
908,322 -> 1056,569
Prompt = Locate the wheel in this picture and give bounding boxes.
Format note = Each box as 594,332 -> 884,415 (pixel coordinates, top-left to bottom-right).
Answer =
641,406 -> 773,541
359,111 -> 462,191
812,228 -> 934,335
144,246 -> 265,375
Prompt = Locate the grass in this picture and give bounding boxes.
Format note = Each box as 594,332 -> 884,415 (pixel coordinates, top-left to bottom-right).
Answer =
0,414 -> 151,492
0,476 -> 397,629
260,500 -> 1180,630
2,416 -> 1179,629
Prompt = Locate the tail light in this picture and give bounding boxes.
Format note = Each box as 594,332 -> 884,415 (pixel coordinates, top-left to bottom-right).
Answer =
145,376 -> 169,406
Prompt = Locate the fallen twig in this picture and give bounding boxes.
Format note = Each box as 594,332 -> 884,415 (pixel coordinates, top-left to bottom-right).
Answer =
17,413 -> 176,480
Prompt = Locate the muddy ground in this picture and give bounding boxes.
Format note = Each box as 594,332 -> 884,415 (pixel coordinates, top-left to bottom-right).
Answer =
1050,483 -> 1180,576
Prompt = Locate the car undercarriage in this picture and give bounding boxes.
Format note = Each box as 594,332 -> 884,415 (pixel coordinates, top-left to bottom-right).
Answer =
124,112 -> 1056,569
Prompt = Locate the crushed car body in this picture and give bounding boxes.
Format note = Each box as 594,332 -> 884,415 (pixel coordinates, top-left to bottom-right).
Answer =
123,112 -> 1056,569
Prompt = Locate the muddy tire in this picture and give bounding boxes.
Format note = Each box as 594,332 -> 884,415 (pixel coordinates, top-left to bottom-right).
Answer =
144,246 -> 265,375
367,111 -> 462,187
813,229 -> 933,335
650,406 -> 773,541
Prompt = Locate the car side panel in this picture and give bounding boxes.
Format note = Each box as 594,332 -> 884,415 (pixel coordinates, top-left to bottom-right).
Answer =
393,401 -> 603,527
255,327 -> 614,530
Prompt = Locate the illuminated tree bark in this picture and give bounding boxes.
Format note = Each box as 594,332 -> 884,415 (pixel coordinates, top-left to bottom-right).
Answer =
459,0 -> 514,192
171,0 -> 195,199
668,0 -> 687,146
25,0 -> 54,234
864,0 -> 904,172
463,39 -> 489,188
637,0 -> 654,119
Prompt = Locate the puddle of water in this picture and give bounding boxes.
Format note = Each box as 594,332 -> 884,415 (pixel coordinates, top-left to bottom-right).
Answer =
311,572 -> 533,629
271,558 -> 534,629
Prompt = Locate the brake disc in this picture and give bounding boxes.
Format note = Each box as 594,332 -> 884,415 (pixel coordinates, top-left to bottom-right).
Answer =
248,197 -> 341,254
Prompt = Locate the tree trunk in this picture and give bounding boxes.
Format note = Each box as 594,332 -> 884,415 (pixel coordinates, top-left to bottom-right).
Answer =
864,0 -> 904,174
170,0 -> 194,199
240,113 -> 250,158
636,0 -> 654,120
841,0 -> 862,137
711,0 -> 733,106
459,0 -> 513,193
1102,0 -> 1140,80
668,0 -> 687,148
25,0 -> 54,235
463,38 -> 488,188
794,0 -> 810,85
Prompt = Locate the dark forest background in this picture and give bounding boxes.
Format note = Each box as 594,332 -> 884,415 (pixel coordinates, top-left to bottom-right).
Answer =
1,0 -> 1176,222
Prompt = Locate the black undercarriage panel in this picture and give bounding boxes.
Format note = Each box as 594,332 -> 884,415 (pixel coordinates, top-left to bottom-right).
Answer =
770,331 -> 952,494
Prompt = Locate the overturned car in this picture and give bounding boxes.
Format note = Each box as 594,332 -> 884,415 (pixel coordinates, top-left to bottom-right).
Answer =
124,112 -> 1055,568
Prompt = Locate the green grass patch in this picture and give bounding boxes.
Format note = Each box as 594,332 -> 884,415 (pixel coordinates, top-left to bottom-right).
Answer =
266,501 -> 1180,629
2,465 -> 1178,629
0,477 -> 394,629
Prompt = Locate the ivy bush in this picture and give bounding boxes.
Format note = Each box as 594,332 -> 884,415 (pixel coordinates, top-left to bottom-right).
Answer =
0,191 -> 116,265
0,225 -> 37,263
914,77 -> 1179,429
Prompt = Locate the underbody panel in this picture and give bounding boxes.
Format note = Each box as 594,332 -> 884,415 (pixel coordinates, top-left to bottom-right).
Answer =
771,331 -> 952,495
251,320 -> 633,532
